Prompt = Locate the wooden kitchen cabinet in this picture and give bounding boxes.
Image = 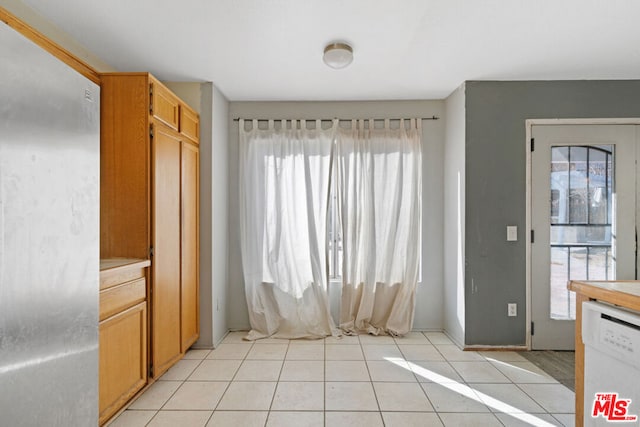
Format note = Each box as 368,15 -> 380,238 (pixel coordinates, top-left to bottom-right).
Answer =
151,81 -> 180,131
151,126 -> 183,373
179,104 -> 199,144
100,73 -> 200,380
181,141 -> 199,352
99,259 -> 150,426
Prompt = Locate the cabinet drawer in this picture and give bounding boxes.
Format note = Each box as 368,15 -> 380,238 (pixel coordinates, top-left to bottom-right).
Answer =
100,278 -> 146,321
99,301 -> 147,425
100,264 -> 146,291
151,82 -> 179,130
180,105 -> 199,143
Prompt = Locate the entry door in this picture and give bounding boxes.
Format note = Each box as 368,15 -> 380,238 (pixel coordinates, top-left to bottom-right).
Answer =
531,125 -> 638,350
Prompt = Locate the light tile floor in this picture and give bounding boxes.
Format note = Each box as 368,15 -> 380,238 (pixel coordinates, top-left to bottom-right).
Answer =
108,331 -> 575,427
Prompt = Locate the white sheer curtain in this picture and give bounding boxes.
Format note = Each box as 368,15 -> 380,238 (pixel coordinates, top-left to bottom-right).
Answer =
336,119 -> 422,336
239,119 -> 336,340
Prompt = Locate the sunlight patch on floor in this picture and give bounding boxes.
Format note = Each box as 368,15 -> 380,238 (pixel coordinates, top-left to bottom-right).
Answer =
385,357 -> 557,427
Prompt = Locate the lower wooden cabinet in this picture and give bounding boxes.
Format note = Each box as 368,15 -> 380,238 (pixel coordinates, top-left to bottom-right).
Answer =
99,259 -> 150,425
99,302 -> 147,424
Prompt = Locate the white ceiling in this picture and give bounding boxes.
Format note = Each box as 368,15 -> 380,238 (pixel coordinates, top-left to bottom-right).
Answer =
21,0 -> 640,101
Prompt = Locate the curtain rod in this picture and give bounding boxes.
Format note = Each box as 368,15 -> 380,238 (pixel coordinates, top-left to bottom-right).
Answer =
233,116 -> 439,122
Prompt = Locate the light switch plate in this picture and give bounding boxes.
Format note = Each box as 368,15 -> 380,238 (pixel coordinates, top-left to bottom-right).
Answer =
507,226 -> 517,241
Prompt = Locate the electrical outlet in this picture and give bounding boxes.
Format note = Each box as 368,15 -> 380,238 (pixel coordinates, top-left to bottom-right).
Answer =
508,303 -> 517,317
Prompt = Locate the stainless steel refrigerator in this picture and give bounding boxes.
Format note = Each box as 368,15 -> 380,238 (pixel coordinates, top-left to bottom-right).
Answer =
0,20 -> 100,426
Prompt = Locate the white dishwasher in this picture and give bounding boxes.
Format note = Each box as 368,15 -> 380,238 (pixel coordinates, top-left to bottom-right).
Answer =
582,301 -> 640,426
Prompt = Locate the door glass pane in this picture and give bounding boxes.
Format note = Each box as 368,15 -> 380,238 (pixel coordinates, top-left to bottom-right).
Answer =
550,246 -> 569,319
568,146 -> 588,223
588,247 -> 613,281
549,145 -> 614,320
550,147 -> 569,224
589,149 -> 608,224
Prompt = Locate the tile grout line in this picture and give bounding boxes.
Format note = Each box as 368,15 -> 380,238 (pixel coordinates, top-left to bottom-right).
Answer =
142,352 -> 211,426
512,381 -> 559,418
211,338 -> 254,419
324,337 -> 327,427
264,339 -> 290,422
197,349 -> 217,427
360,337 -> 383,422
415,331 -> 445,426
188,344 -> 216,426
431,336 -> 498,421
121,332 -> 573,427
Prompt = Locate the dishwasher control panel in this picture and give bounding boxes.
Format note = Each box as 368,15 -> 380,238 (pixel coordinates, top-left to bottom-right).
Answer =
583,301 -> 640,368
600,317 -> 636,354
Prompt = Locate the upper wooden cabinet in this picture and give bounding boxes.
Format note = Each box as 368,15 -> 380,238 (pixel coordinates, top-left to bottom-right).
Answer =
100,73 -> 200,381
151,82 -> 180,131
180,104 -> 199,144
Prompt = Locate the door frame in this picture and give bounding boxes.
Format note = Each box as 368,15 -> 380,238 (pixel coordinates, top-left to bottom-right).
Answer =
525,118 -> 640,349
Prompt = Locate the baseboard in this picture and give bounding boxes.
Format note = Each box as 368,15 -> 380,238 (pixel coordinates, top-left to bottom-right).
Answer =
212,333 -> 227,348
463,345 -> 528,351
211,328 -> 249,348
210,328 -> 527,352
190,344 -> 214,350
441,330 -> 464,348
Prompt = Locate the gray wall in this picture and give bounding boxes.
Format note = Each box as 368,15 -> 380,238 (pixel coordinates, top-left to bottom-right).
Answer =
227,101 -> 446,331
464,80 -> 640,345
212,86 -> 230,346
198,84 -> 214,348
443,84 -> 466,346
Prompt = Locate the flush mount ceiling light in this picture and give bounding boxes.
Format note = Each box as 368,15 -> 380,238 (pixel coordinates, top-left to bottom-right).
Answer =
323,43 -> 353,69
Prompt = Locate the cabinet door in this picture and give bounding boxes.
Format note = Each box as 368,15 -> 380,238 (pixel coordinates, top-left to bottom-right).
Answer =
179,105 -> 199,144
151,126 -> 182,377
99,301 -> 147,425
181,141 -> 199,352
150,82 -> 179,131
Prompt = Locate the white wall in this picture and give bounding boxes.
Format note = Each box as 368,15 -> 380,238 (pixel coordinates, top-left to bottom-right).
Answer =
2,0 -> 115,72
165,82 -> 229,348
227,100 -> 446,331
443,84 -> 466,345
